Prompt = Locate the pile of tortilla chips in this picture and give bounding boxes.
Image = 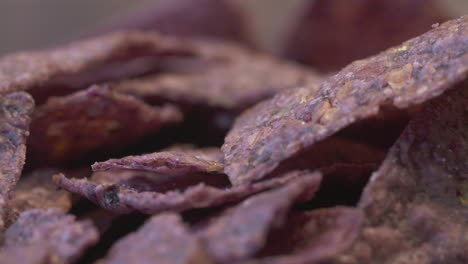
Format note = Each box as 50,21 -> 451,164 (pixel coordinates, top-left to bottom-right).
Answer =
0,0 -> 466,263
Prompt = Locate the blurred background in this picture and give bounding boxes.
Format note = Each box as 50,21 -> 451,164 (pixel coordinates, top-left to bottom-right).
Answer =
1,0 -> 466,56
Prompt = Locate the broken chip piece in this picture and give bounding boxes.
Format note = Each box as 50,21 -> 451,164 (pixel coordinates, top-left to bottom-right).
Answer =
98,213 -> 212,264
114,41 -> 322,113
199,172 -> 321,262
329,85 -> 468,263
0,92 -> 34,230
0,31 -> 196,97
110,40 -> 322,144
54,170 -> 321,215
7,169 -> 72,226
92,148 -> 223,176
4,209 -> 99,263
222,16 -> 468,186
27,85 -> 182,166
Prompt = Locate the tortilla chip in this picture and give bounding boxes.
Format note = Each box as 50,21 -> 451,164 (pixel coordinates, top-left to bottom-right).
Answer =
199,173 -> 321,262
7,169 -> 71,226
97,213 -> 212,264
114,41 -> 321,113
27,85 -> 182,166
0,32 -> 195,99
92,148 -> 223,176
222,16 -> 467,185
54,170 -> 321,215
331,85 -> 468,263
4,209 -> 98,263
0,92 -> 34,230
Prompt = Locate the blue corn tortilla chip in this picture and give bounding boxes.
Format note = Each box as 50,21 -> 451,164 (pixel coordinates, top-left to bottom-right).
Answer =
222,16 -> 468,186
27,85 -> 182,166
97,213 -> 212,264
0,92 -> 34,230
198,171 -> 322,262
3,209 -> 99,263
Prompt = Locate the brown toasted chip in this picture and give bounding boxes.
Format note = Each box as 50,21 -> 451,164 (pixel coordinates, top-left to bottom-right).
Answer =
97,0 -> 252,46
4,209 -> 98,263
198,172 -> 321,262
54,170 -> 321,215
7,169 -> 71,225
92,148 -> 223,176
98,213 -> 212,264
0,31 -> 195,99
114,41 -> 322,113
249,207 -> 362,264
222,16 -> 468,186
284,0 -> 449,72
0,92 -> 34,230
27,85 -> 182,166
331,86 -> 468,263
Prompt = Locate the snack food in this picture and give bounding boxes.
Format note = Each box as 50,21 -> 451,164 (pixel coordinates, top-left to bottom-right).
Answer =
0,32 -> 194,97
331,86 -> 468,263
92,147 -> 224,176
113,42 -> 320,113
199,173 -> 321,262
0,5 -> 466,263
8,169 -> 71,224
54,170 -> 321,215
0,92 -> 34,229
98,213 -> 211,264
3,209 -> 98,263
28,85 -> 182,166
223,16 -> 467,185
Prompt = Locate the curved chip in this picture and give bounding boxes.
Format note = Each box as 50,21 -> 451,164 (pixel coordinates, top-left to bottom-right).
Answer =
27,85 -> 182,166
54,170 -> 321,215
222,16 -> 468,186
284,0 -> 449,72
7,169 -> 72,226
0,92 -> 34,230
114,41 -> 322,112
0,31 -> 195,96
198,172 -> 321,263
330,85 -> 468,263
98,213 -> 212,264
92,148 -> 223,176
4,209 -> 99,263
